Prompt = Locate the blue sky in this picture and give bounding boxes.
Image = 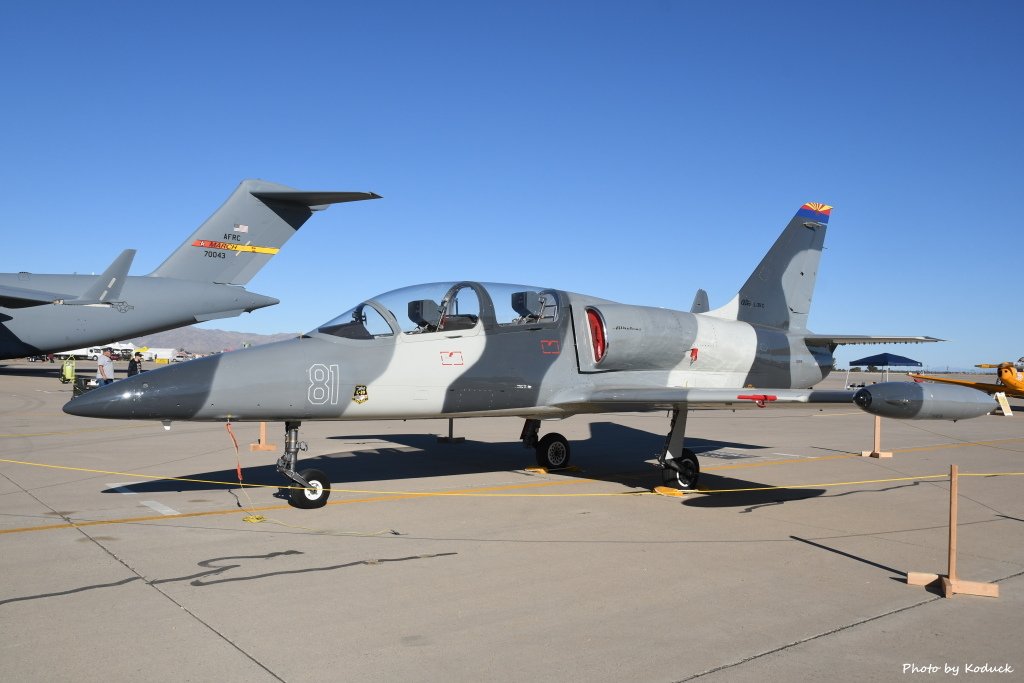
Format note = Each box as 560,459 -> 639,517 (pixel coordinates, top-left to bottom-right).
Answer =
2,1 -> 1021,370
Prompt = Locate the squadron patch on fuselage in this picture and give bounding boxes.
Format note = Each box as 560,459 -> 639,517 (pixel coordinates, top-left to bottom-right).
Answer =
352,384 -> 369,404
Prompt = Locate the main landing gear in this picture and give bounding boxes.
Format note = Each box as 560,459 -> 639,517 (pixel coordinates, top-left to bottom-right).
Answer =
520,412 -> 698,489
521,419 -> 571,469
277,421 -> 331,509
658,408 -> 699,489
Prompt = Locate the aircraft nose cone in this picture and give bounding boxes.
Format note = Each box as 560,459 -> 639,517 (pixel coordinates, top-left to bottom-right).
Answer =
63,355 -> 221,420
63,379 -> 144,418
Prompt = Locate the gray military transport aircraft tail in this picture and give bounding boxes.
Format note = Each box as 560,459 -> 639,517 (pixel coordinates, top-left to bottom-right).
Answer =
64,201 -> 998,508
0,180 -> 379,360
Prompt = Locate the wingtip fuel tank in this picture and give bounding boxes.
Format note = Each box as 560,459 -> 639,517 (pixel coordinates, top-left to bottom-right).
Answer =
853,382 -> 997,420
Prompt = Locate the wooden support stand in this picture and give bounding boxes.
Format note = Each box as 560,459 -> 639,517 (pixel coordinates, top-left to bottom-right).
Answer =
861,415 -> 892,458
437,418 -> 465,444
249,422 -> 278,452
906,464 -> 999,598
993,392 -> 1013,417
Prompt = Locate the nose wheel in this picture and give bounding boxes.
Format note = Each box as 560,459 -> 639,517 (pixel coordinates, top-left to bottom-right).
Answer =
289,468 -> 330,509
277,421 -> 331,509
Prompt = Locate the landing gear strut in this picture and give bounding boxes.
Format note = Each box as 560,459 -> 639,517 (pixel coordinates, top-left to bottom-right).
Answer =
659,408 -> 699,489
277,421 -> 331,509
521,418 -> 571,469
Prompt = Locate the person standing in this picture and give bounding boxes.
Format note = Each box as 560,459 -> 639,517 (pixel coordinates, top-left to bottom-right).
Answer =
96,348 -> 115,385
127,351 -> 143,377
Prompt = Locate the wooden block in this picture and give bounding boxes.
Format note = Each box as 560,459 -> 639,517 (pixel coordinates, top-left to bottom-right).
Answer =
941,575 -> 955,598
994,392 -> 1013,417
906,572 -> 939,586
249,422 -> 277,451
949,579 -> 1000,598
860,451 -> 893,458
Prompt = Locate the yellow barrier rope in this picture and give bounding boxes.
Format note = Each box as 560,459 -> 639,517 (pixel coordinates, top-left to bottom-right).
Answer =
2,456 -> 1023,499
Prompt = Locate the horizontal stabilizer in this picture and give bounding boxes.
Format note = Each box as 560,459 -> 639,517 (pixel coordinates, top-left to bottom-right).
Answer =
251,190 -> 382,211
804,335 -> 943,346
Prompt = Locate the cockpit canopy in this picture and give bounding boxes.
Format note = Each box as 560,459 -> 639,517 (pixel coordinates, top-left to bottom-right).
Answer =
314,282 -> 560,340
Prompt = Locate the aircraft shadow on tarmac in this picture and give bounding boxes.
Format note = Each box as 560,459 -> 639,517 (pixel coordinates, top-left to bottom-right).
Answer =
679,473 -> 826,510
101,422 -> 778,497
0,364 -> 64,379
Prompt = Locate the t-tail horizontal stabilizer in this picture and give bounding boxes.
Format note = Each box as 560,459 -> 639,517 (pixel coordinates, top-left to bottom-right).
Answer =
148,180 -> 381,286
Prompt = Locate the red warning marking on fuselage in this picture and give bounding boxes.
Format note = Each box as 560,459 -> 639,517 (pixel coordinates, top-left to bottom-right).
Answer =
540,339 -> 560,355
441,351 -> 464,366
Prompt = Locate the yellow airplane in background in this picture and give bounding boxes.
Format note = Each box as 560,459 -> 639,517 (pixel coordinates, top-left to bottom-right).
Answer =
910,362 -> 1024,399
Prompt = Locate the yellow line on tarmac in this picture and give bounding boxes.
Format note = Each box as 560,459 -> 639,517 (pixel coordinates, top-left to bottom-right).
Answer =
0,479 -> 591,536
701,437 -> 1024,472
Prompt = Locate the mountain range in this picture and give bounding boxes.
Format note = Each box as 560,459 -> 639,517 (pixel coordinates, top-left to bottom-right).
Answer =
128,328 -> 299,353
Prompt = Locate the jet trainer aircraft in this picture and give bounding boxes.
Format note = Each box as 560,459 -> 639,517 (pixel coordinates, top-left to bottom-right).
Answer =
64,202 -> 997,508
0,180 -> 379,360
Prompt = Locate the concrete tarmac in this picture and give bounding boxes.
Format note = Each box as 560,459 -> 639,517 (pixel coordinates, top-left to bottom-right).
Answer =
1,362 -> 1022,682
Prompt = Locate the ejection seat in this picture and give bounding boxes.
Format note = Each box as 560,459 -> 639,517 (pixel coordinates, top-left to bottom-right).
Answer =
512,290 -> 556,324
408,299 -> 441,332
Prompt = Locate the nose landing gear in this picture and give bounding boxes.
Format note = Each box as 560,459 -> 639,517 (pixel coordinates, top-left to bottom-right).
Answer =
277,421 -> 331,509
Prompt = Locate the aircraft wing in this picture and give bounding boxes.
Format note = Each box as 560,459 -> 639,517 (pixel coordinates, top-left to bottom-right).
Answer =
550,386 -> 855,412
0,249 -> 137,308
908,374 -> 1017,397
804,335 -> 943,345
0,283 -> 75,308
73,249 -> 135,304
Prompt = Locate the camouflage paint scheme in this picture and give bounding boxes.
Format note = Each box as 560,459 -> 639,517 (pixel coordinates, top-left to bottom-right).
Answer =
0,180 -> 379,359
64,202 -> 997,506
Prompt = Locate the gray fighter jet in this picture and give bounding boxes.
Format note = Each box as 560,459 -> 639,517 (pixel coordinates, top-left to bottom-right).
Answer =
0,180 -> 379,360
64,202 -> 997,508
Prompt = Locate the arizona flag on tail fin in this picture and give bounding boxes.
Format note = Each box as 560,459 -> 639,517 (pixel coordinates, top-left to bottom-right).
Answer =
796,202 -> 832,222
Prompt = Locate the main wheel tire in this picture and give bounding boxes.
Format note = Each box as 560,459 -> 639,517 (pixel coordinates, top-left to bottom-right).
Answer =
536,433 -> 571,469
288,468 -> 331,509
661,448 -> 699,490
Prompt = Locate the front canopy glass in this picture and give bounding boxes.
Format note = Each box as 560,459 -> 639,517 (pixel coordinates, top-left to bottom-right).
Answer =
314,282 -> 560,339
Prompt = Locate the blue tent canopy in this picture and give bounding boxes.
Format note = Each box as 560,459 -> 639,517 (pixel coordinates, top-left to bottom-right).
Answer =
849,353 -> 922,367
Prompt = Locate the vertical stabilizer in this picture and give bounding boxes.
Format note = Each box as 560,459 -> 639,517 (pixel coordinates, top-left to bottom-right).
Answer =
148,180 -> 380,285
689,288 -> 709,313
707,202 -> 831,330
